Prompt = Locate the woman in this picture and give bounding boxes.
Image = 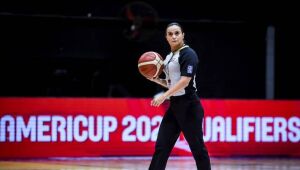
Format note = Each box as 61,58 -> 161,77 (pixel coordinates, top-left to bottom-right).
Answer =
148,22 -> 211,170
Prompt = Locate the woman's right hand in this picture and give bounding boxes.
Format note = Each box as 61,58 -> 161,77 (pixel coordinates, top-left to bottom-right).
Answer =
146,77 -> 168,88
147,77 -> 157,82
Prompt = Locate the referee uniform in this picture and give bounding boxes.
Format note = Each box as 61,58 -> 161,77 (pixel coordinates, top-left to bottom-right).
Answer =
149,45 -> 211,170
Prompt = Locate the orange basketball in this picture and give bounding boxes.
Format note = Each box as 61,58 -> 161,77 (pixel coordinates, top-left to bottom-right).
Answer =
138,51 -> 164,79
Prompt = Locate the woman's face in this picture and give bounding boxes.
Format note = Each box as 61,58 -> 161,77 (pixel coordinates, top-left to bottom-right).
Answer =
165,25 -> 185,49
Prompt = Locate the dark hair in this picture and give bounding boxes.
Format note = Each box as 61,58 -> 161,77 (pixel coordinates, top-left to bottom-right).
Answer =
165,22 -> 184,33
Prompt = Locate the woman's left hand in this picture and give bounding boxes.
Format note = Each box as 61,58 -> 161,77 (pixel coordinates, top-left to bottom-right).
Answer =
151,94 -> 167,107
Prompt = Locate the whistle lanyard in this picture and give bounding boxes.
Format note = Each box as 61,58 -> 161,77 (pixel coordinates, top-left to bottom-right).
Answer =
166,53 -> 175,84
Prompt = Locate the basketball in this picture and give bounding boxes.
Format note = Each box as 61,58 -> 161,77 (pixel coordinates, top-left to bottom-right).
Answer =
138,51 -> 164,79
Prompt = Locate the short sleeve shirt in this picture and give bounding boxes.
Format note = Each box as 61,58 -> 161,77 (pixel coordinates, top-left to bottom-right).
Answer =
163,45 -> 198,96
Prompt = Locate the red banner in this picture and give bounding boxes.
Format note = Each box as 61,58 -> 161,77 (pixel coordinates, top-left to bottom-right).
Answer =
0,97 -> 299,158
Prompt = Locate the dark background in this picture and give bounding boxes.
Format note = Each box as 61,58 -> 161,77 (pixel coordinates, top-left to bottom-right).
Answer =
0,0 -> 299,99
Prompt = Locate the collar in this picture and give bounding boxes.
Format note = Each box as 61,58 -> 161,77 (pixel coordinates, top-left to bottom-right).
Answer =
172,44 -> 189,54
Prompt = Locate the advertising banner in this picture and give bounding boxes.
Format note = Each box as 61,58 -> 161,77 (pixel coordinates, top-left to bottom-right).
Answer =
0,98 -> 299,158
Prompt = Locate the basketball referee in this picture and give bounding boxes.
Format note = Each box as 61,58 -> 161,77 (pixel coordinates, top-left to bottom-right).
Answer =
147,22 -> 211,170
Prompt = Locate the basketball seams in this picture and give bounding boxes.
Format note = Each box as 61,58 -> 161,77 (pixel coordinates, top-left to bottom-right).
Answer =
138,60 -> 157,67
138,51 -> 164,78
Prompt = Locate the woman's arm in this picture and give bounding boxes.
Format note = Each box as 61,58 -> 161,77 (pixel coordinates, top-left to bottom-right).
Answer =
151,76 -> 191,107
148,77 -> 168,88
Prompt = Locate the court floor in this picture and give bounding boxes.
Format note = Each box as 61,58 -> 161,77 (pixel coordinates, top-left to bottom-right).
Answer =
0,156 -> 300,170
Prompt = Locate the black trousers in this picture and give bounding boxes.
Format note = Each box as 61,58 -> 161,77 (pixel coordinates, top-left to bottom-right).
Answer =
149,94 -> 211,170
